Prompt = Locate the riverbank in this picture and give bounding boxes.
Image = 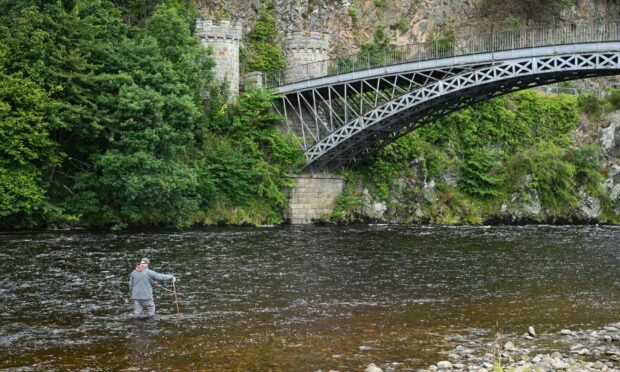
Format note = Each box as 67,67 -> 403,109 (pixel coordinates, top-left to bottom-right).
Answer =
364,322 -> 620,372
327,91 -> 620,227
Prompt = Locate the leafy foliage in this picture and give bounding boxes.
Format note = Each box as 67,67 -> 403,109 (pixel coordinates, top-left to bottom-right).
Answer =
203,88 -> 304,222
242,6 -> 286,73
0,0 -> 302,229
460,148 -> 505,197
338,88 -> 616,223
0,49 -> 58,224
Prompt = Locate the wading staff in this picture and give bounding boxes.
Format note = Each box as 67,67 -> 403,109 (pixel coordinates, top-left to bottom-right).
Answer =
172,280 -> 180,316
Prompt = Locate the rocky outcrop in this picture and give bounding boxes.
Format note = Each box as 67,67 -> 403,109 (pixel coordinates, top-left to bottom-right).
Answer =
197,0 -> 620,58
600,112 -> 620,157
361,188 -> 388,221
578,188 -> 602,221
608,164 -> 620,202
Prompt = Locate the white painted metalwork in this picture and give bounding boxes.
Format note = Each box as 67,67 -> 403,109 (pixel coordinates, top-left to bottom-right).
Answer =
265,21 -> 620,88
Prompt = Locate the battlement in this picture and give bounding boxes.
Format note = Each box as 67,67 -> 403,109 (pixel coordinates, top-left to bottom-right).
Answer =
284,32 -> 330,54
283,31 -> 331,82
195,18 -> 243,97
195,19 -> 243,41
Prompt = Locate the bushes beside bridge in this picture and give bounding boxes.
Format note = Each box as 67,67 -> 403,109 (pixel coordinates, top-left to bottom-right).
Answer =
332,90 -> 620,224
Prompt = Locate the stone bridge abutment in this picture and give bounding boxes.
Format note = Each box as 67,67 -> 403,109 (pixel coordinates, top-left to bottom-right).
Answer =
195,21 -> 341,223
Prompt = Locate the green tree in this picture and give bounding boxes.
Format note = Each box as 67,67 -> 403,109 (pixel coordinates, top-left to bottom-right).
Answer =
0,0 -> 216,229
460,147 -> 505,197
0,47 -> 59,225
243,7 -> 286,72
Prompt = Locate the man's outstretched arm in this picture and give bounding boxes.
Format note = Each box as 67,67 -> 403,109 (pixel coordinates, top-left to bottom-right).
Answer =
147,270 -> 175,282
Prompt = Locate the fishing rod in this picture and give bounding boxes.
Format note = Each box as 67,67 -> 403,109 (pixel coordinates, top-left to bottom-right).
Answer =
151,281 -> 181,315
172,280 -> 180,316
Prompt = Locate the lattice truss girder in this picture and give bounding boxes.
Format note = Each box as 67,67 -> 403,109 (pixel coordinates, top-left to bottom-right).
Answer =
276,52 -> 620,170
275,66 -> 468,149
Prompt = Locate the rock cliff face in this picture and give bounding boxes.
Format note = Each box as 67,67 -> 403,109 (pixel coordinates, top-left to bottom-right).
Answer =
198,0 -> 620,55
336,109 -> 620,225
602,113 -> 620,217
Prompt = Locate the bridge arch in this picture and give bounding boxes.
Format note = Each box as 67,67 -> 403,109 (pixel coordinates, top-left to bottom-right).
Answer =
267,23 -> 620,171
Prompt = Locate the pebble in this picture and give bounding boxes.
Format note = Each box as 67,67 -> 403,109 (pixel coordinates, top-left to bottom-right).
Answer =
504,341 -> 516,351
560,329 -> 573,335
580,348 -> 591,355
528,326 -> 536,337
365,363 -> 383,372
552,359 -> 567,369
437,361 -> 452,369
592,361 -> 604,369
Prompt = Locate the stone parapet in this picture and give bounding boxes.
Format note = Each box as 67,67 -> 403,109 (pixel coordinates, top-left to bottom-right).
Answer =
287,173 -> 345,224
195,18 -> 243,97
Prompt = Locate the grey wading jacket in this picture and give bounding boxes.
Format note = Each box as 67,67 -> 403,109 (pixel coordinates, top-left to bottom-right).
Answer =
129,268 -> 173,300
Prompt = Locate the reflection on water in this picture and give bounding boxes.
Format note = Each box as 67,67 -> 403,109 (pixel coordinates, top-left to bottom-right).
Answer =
0,225 -> 619,369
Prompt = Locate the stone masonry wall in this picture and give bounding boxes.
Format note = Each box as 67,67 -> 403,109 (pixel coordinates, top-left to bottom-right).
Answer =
195,19 -> 243,97
283,31 -> 330,83
281,32 -> 331,140
287,174 -> 345,224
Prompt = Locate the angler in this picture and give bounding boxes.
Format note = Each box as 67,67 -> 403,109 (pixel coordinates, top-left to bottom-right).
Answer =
129,258 -> 176,318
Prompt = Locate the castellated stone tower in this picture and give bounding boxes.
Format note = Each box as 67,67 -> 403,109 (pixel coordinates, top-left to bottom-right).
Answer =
281,32 -> 331,142
195,19 -> 243,97
283,32 -> 330,83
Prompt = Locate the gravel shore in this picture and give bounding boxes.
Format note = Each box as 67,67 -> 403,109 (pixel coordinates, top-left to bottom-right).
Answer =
364,322 -> 620,372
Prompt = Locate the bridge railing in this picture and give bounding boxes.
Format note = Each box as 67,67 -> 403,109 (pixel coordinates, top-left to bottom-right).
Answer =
263,21 -> 620,88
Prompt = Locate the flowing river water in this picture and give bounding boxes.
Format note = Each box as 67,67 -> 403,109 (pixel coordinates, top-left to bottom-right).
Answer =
1,225 -> 619,370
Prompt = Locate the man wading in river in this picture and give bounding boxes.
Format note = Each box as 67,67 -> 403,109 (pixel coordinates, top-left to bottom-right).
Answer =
128,258 -> 176,318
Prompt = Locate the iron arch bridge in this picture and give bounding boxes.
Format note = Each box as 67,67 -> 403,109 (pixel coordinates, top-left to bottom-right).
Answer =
263,21 -> 620,171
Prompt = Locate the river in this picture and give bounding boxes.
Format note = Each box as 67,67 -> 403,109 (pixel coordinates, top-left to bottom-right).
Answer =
0,225 -> 619,370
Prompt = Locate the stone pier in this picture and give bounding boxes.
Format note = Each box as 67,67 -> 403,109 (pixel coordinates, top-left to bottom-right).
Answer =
287,173 -> 345,224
